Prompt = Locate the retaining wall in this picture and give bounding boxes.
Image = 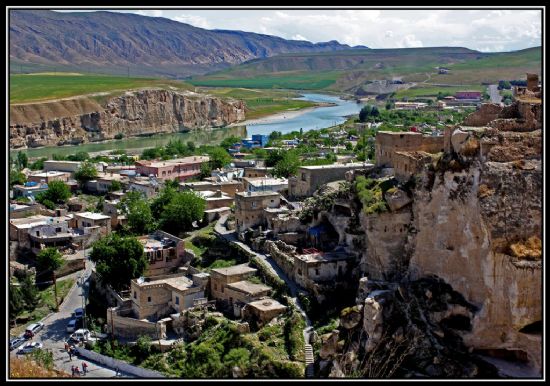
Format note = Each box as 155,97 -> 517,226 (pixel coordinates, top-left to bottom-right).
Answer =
76,347 -> 165,378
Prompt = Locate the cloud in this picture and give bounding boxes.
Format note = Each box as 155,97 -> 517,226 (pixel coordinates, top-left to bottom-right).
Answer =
128,9 -> 542,52
291,34 -> 308,41
135,10 -> 163,17
173,14 -> 211,29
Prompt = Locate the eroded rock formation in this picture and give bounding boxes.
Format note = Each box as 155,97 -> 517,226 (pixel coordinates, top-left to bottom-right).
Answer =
10,89 -> 246,148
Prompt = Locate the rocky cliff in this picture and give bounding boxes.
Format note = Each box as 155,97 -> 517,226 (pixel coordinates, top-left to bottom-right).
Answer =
9,89 -> 246,148
315,100 -> 542,377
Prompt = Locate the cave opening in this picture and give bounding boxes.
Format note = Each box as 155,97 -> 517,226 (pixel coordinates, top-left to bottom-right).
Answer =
519,320 -> 542,335
440,314 -> 472,331
474,348 -> 530,363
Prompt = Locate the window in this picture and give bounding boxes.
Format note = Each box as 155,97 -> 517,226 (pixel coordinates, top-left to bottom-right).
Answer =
315,268 -> 320,276
175,296 -> 179,305
251,202 -> 257,208
56,227 -> 62,233
214,283 -> 218,291
134,291 -> 137,299
221,285 -> 224,293
148,296 -> 152,302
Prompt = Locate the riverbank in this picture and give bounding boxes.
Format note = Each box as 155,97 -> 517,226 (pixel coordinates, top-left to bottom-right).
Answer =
229,102 -> 335,127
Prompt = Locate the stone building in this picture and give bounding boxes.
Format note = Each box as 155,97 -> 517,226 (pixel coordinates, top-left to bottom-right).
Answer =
375,131 -> 444,168
242,298 -> 287,327
234,191 -> 281,234
139,230 -> 188,277
135,156 -> 209,182
130,272 -> 208,320
181,180 -> 243,198
243,166 -> 273,178
288,163 -> 367,199
43,160 -> 82,174
27,171 -> 71,184
209,264 -> 257,302
75,212 -> 111,235
196,190 -> 234,210
243,177 -> 288,193
393,151 -> 436,182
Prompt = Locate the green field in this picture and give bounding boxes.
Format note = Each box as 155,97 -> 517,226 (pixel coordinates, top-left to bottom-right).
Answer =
10,73 -> 192,104
197,87 -> 317,119
192,46 -> 541,92
190,71 -> 339,90
394,84 -> 485,99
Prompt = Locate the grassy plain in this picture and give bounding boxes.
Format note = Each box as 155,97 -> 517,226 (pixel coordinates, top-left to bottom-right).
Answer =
10,73 -> 192,104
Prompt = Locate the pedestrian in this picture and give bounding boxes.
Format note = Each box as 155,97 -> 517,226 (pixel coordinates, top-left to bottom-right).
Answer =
115,367 -> 119,377
74,367 -> 81,377
71,366 -> 75,377
68,349 -> 72,360
82,362 -> 88,374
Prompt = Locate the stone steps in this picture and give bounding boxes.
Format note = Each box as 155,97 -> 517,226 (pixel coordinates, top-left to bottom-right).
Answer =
304,344 -> 315,377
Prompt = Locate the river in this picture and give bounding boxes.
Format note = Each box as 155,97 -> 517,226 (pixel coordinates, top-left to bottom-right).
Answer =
11,93 -> 363,159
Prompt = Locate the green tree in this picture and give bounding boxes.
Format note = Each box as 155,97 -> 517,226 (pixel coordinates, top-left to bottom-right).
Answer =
109,180 -> 122,192
208,147 -> 232,170
127,198 -> 156,235
265,150 -> 285,167
223,348 -> 250,374
29,157 -> 48,170
9,284 -> 25,323
220,136 -> 242,149
36,180 -> 71,205
19,273 -> 39,311
89,234 -> 148,291
160,191 -> 206,234
74,161 -> 98,185
150,186 -> 178,218
67,151 -> 89,162
273,151 -> 300,178
17,152 -> 28,169
36,247 -> 64,311
187,141 -> 196,152
10,169 -> 26,187
359,105 -> 374,122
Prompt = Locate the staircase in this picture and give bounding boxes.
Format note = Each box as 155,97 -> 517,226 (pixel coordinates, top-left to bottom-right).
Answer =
304,343 -> 315,377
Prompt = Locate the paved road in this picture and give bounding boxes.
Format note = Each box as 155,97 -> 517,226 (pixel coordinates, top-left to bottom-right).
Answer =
488,84 -> 503,104
12,251 -> 132,378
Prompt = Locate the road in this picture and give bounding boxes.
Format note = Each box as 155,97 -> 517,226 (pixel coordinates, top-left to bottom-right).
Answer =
12,251 -> 132,378
488,84 -> 503,104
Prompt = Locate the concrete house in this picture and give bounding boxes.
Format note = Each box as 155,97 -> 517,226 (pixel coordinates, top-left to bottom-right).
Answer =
139,230 -> 188,277
288,163 -> 366,199
243,177 -> 288,193
74,212 -> 111,235
135,156 -> 209,182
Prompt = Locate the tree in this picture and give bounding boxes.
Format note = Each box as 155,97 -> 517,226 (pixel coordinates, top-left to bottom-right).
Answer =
29,157 -> 48,170
273,151 -> 300,178
164,179 -> 180,190
265,150 -> 285,167
74,161 -> 98,185
17,152 -> 28,169
220,136 -> 242,149
359,105 -> 374,122
89,234 -> 148,291
208,147 -> 232,170
150,186 -> 178,218
36,247 -> 64,311
19,272 -> 39,311
127,198 -> 156,235
67,151 -> 89,162
9,285 -> 25,323
187,141 -> 196,152
10,169 -> 26,187
160,191 -> 206,234
37,180 -> 71,205
109,180 -> 122,192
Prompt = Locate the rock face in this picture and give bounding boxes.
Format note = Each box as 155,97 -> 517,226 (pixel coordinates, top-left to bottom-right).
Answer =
10,89 -> 246,148
316,100 -> 542,377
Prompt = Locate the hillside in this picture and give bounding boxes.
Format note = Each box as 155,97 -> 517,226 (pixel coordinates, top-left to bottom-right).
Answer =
190,46 -> 542,92
9,10 -> 360,78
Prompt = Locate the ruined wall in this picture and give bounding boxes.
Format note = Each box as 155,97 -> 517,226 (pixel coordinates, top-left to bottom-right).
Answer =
10,89 -> 246,148
375,132 -> 443,168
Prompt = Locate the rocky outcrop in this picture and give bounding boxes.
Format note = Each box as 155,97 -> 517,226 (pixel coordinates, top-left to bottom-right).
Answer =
10,89 -> 246,148
315,100 -> 542,377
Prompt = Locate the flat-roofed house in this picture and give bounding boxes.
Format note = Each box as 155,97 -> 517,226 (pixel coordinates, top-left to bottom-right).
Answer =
234,191 -> 281,233
135,156 -> 209,182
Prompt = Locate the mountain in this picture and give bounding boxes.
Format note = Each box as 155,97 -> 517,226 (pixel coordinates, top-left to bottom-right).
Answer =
9,10 -> 362,78
190,46 -> 542,92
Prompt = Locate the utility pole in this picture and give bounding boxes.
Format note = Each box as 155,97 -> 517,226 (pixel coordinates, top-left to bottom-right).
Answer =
110,307 -> 115,341
81,276 -> 86,331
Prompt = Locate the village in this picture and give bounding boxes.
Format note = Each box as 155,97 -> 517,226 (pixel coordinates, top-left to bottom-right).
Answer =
8,75 -> 542,378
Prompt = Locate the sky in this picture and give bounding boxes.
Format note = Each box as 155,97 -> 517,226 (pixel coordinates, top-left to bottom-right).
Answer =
56,8 -> 542,52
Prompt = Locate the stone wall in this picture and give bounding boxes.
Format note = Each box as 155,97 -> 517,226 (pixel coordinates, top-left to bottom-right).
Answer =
106,306 -> 167,340
375,132 -> 444,168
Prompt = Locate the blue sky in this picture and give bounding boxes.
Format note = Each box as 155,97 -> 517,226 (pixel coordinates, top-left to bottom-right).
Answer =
55,8 -> 542,52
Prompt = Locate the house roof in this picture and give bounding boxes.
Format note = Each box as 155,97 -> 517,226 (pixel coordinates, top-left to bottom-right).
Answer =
227,280 -> 271,295
211,264 -> 256,277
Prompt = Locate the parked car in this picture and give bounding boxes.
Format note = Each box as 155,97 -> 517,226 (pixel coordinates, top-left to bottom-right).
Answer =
9,337 -> 26,351
66,319 -> 78,333
69,329 -> 91,343
73,308 -> 85,320
17,342 -> 43,354
23,322 -> 44,339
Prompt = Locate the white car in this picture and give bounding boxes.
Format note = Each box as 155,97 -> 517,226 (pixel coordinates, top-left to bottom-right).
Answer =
69,329 -> 91,343
10,337 -> 26,351
17,342 -> 43,354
